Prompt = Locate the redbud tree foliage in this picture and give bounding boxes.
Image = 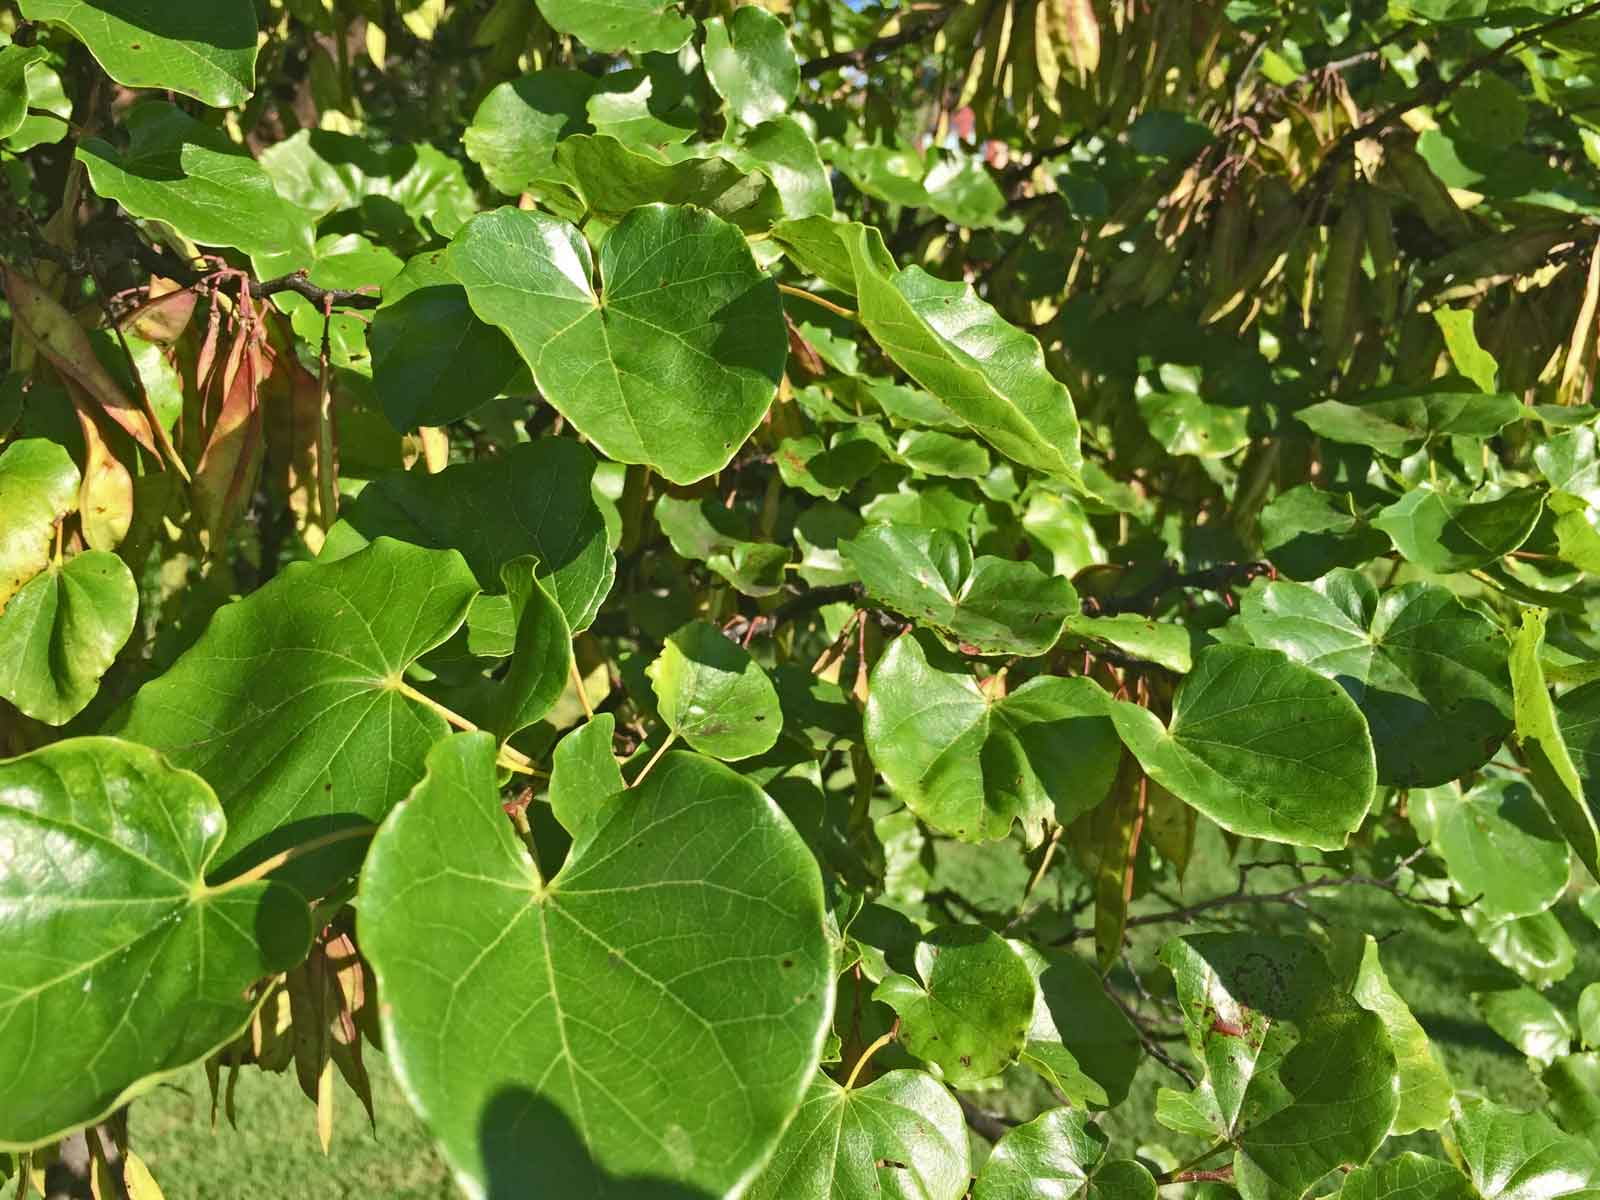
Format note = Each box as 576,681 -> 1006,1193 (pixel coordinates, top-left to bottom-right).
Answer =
3,0 -> 1600,1195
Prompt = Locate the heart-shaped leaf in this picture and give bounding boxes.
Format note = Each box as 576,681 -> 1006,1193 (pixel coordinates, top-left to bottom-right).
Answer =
1296,391 -> 1523,455
358,733 -> 832,1196
552,134 -> 783,231
78,102 -> 313,261
1160,934 -> 1398,1200
1474,985 -> 1572,1065
1237,568 -> 1512,786
0,737 -> 311,1149
18,0 -> 259,107
1413,776 -> 1569,918
0,551 -> 136,724
874,924 -> 1036,1087
747,1070 -> 969,1200
1349,937 -> 1453,1135
1453,1099 -> 1600,1200
975,1107 -> 1157,1200
324,438 -> 613,634
1373,486 -> 1543,573
463,69 -> 596,198
0,437 -> 78,610
655,495 -> 789,597
1260,485 -> 1392,581
547,715 -> 624,836
864,632 -> 1121,841
843,525 -> 1078,656
730,117 -> 835,219
451,204 -> 786,485
647,621 -> 782,761
1110,643 -> 1377,850
704,7 -> 799,128
112,537 -> 479,894
1012,942 -> 1143,1108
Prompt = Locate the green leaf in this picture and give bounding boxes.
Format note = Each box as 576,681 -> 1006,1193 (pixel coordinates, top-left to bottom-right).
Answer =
864,632 -> 1121,841
484,559 -> 572,741
1110,644 -> 1378,850
0,437 -> 78,611
894,429 -> 992,479
18,0 -> 258,107
1453,1098 -> 1600,1200
1236,568 -> 1512,786
77,102 -> 313,262
1473,985 -> 1572,1065
1464,907 -> 1577,989
1296,391 -> 1523,455
1260,486 -> 1392,581
776,433 -> 884,501
552,134 -> 783,231
0,551 -> 136,725
4,56 -> 68,152
587,58 -> 698,151
703,7 -> 799,128
0,44 -> 44,139
547,715 -> 624,837
873,924 -> 1036,1087
530,0 -> 692,54
1160,934 -> 1398,1200
463,69 -> 595,197
111,538 -> 479,895
257,129 -> 476,239
1138,391 -> 1251,458
1511,609 -> 1600,884
368,250 -> 527,430
358,733 -> 831,1196
451,204 -> 785,485
1535,424 -> 1600,506
647,622 -> 782,760
975,1107 -> 1157,1200
1373,486 -> 1543,573
1545,1053 -> 1600,1138
844,222 -> 1085,485
1061,614 -> 1194,674
1337,1155 -> 1474,1200
0,736 -> 311,1149
1583,984 -> 1600,1049
747,1070 -> 970,1200
1413,777 -> 1568,918
841,525 -> 1078,657
1435,308 -> 1499,392
731,116 -> 835,219
1013,943 -> 1144,1108
1351,937 -> 1453,1134
323,438 -> 614,633
654,494 -> 788,596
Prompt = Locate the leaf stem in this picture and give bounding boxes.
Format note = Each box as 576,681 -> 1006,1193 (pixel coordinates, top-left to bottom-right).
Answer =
844,1020 -> 899,1090
211,825 -> 376,893
630,731 -> 677,788
571,656 -> 595,721
777,283 -> 858,321
393,678 -> 540,773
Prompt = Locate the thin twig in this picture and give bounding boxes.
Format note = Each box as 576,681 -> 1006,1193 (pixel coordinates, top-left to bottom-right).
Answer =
800,10 -> 952,79
777,283 -> 857,320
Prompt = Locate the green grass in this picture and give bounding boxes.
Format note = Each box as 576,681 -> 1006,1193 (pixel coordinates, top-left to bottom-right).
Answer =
131,1054 -> 450,1199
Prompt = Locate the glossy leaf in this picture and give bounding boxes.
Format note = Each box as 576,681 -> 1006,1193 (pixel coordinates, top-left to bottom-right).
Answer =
0,44 -> 43,138
874,924 -> 1036,1087
1337,1155 -> 1474,1200
552,135 -> 783,231
1474,985 -> 1572,1066
19,0 -> 258,107
323,438 -> 613,634
1110,644 -> 1377,850
0,737 -> 311,1149
647,622 -> 782,761
842,524 -> 1078,657
359,733 -> 832,1197
1413,777 -> 1568,918
704,7 -> 799,128
1160,934 -> 1398,1200
0,551 -> 137,724
1296,391 -> 1523,455
864,632 -> 1121,841
530,0 -> 692,54
975,1107 -> 1156,1200
547,715 -> 623,837
463,69 -> 595,198
747,1070 -> 969,1200
1373,487 -> 1543,574
1237,569 -> 1511,785
1351,937 -> 1453,1134
0,438 -> 78,611
1453,1099 -> 1600,1200
78,102 -> 313,261
112,538 -> 479,895
451,204 -> 785,485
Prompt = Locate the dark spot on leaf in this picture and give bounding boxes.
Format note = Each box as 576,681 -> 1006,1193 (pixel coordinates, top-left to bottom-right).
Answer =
782,958 -> 793,968
959,1055 -> 971,1067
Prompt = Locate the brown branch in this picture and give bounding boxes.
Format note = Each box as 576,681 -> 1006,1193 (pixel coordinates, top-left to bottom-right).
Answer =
800,10 -> 952,78
1084,561 -> 1275,617
1161,1167 -> 1236,1186
955,1094 -> 1018,1143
